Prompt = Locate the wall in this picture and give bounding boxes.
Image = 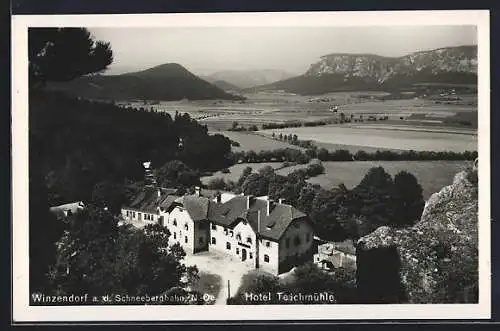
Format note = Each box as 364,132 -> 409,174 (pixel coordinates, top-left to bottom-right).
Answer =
166,207 -> 195,254
258,238 -> 279,275
278,218 -> 314,273
233,220 -> 257,268
194,221 -> 209,253
122,208 -> 158,226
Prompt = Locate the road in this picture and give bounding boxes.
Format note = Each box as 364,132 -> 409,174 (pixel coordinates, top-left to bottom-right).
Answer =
183,251 -> 253,305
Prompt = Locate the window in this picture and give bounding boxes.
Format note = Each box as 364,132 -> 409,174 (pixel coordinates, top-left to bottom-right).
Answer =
174,232 -> 177,239
236,233 -> 242,241
249,252 -> 253,259
294,235 -> 301,246
138,213 -> 142,221
264,254 -> 270,263
224,228 -> 228,235
185,236 -> 188,244
229,230 -> 234,237
211,224 -> 217,231
285,238 -> 290,249
184,223 -> 189,231
266,241 -> 271,247
306,232 -> 311,242
226,242 -> 231,250
173,219 -> 177,226
246,237 -> 252,244
211,237 -> 216,245
236,248 -> 239,254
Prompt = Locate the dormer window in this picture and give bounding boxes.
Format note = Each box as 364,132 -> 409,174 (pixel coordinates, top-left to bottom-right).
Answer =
266,241 -> 271,247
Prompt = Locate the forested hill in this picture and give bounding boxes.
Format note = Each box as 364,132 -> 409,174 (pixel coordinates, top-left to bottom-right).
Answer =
47,63 -> 244,102
30,91 -> 233,205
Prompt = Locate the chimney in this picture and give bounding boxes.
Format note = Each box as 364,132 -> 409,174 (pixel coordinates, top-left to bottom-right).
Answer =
195,186 -> 200,196
216,192 -> 222,203
247,196 -> 250,209
257,209 -> 261,234
266,200 -> 270,216
157,188 -> 161,199
278,198 -> 285,204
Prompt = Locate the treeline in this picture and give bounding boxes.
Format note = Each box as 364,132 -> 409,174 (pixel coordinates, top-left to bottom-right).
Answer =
208,164 -> 425,242
230,146 -> 478,164
28,27 -> 233,299
30,91 -> 232,205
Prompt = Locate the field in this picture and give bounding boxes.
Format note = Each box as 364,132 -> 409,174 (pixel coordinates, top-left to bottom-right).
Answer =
121,89 -> 477,153
216,131 -> 303,152
201,159 -> 470,200
260,125 -> 477,152
307,160 -> 471,199
201,162 -> 287,184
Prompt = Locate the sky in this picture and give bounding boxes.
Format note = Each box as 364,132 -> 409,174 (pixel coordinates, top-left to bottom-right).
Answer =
88,26 -> 477,76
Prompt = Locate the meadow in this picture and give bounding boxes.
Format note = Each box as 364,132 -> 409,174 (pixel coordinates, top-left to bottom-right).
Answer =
307,160 -> 471,200
260,125 -> 477,152
200,162 -> 289,185
216,131 -> 304,152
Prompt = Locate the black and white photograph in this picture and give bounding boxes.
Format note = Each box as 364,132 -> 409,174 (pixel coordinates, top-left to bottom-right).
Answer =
11,10 -> 490,322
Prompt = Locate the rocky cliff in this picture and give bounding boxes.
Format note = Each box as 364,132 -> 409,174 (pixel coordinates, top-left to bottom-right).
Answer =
253,46 -> 477,95
356,166 -> 479,303
305,46 -> 477,82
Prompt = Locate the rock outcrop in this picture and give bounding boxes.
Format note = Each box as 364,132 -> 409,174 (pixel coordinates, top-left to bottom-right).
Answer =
356,168 -> 479,303
305,46 -> 477,81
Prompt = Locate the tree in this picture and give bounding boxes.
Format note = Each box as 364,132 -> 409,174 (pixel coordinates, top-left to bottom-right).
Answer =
29,28 -> 113,87
48,206 -> 197,299
242,173 -> 269,196
351,167 -> 396,230
91,180 -> 126,215
155,160 -> 200,189
317,148 -> 329,161
29,168 -> 64,292
296,184 -> 318,215
392,171 -> 425,226
207,178 -> 228,190
237,166 -> 253,187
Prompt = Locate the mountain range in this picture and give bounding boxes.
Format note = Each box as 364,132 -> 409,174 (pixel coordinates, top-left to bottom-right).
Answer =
202,69 -> 296,89
249,46 -> 477,95
48,63 -> 243,101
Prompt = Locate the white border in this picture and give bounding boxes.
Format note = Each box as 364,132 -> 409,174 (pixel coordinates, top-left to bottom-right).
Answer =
12,10 -> 491,322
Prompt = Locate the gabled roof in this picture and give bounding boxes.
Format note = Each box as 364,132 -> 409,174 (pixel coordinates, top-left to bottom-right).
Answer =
125,188 -> 160,213
159,195 -> 181,212
183,195 -> 211,221
209,195 -> 248,227
209,195 -> 307,241
253,204 -> 307,241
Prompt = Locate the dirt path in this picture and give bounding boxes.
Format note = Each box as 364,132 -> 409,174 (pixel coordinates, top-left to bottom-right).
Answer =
183,251 -> 253,305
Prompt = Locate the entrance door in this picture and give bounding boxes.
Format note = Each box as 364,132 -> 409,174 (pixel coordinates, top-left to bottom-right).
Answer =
241,248 -> 247,261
